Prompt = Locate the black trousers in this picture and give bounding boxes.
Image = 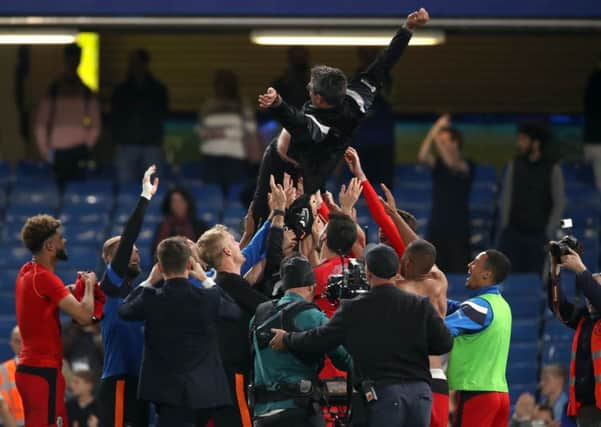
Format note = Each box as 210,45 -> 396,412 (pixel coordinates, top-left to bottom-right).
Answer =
155,403 -> 213,427
212,369 -> 252,427
252,140 -> 299,226
53,144 -> 89,187
97,375 -> 149,427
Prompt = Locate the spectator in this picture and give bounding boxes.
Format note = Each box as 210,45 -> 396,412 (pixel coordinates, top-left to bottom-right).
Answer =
539,364 -> 575,426
418,114 -> 474,273
271,47 -> 311,109
498,123 -> 565,273
584,51 -> 601,192
34,43 -> 101,187
111,49 -> 169,184
197,69 -> 261,196
0,327 -> 24,426
152,187 -> 209,257
66,370 -> 99,427
511,402 -> 557,427
61,322 -> 103,379
351,46 -> 395,189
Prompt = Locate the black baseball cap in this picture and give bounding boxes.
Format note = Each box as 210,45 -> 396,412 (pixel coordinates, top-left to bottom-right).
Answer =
363,244 -> 399,279
280,256 -> 316,290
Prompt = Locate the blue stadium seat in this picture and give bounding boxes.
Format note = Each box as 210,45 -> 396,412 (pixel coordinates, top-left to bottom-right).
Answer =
1,223 -> 27,245
542,340 -> 572,366
15,161 -> 53,182
0,269 -> 19,292
0,316 -> 16,340
11,190 -> 60,211
445,274 -> 468,296
502,274 -> 542,297
54,268 -> 80,285
562,162 -> 596,188
505,295 -> 542,320
0,161 -> 11,186
507,363 -> 538,386
512,319 -> 539,343
61,245 -> 101,272
62,224 -> 105,246
0,247 -> 30,268
394,164 -> 431,183
4,204 -> 57,225
187,183 -> 223,209
60,209 -> 110,226
178,162 -> 203,181
472,164 -> 498,186
0,338 -> 13,362
227,184 -> 245,203
543,317 -> 574,342
508,342 -> 538,365
469,186 -> 497,206
0,294 -> 15,316
565,186 -> 600,210
198,207 -> 220,226
223,206 -> 247,223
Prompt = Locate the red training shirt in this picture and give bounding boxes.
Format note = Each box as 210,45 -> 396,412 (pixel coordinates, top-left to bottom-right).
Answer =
15,262 -> 70,369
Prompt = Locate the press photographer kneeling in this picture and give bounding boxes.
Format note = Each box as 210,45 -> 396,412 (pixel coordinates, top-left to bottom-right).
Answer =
270,244 -> 453,427
547,235 -> 601,426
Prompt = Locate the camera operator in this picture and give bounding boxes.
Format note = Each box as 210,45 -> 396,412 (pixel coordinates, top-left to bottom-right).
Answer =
270,244 -> 453,427
548,246 -> 601,426
250,255 -> 352,427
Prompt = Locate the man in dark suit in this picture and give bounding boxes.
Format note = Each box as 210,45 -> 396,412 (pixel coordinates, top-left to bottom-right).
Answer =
119,237 -> 241,426
270,244 -> 453,427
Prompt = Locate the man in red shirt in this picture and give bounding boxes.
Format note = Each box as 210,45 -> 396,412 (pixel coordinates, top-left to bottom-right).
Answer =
16,215 -> 96,427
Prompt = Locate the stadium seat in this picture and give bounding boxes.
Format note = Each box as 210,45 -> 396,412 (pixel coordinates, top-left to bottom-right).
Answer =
504,295 -> 542,320
178,161 -> 203,181
512,319 -> 539,343
472,164 -> 498,187
15,161 -> 53,182
0,338 -> 13,362
542,340 -> 572,366
394,164 -> 431,183
1,222 -> 27,245
186,182 -> 223,209
198,207 -> 220,226
562,162 -> 596,188
502,274 -> 542,297
223,205 -> 247,230
508,342 -> 538,365
0,316 -> 15,340
11,190 -> 60,211
507,363 -> 538,386
0,294 -> 15,316
0,269 -> 19,292
4,204 -> 57,225
543,317 -> 574,342
62,224 -> 105,246
60,208 -> 110,226
0,160 -> 11,186
60,245 -> 102,272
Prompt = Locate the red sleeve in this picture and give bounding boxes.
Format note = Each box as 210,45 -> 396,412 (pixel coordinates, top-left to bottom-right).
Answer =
360,179 -> 406,258
35,272 -> 70,305
318,202 -> 330,222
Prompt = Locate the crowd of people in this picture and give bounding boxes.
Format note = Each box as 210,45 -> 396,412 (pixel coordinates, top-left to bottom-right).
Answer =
2,5 -> 600,427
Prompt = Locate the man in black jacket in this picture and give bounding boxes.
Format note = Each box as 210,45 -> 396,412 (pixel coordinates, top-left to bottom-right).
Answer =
119,237 -> 241,426
270,244 -> 453,427
251,8 -> 430,224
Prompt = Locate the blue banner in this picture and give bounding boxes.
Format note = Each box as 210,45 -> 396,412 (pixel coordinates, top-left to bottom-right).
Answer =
0,0 -> 600,18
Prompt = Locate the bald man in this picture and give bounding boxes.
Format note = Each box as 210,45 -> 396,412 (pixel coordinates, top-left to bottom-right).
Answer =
395,240 -> 449,427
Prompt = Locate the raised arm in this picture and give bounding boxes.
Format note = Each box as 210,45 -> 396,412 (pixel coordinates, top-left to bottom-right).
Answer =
418,115 -> 450,167
345,147 -> 406,257
101,166 -> 158,293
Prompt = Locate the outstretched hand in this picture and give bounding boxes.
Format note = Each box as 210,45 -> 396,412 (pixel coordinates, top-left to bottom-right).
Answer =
344,147 -> 366,181
339,177 -> 362,215
258,87 -> 282,109
405,8 -> 430,31
379,183 -> 398,217
141,165 -> 159,200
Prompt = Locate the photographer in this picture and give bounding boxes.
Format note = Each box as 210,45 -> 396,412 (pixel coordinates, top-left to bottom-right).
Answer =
548,246 -> 601,426
271,244 -> 453,427
250,256 -> 352,427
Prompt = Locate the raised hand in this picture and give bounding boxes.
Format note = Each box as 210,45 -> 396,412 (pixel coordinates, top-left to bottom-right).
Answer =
283,173 -> 297,208
258,87 -> 282,109
339,177 -> 362,215
344,147 -> 366,181
268,175 -> 287,212
141,164 -> 159,200
323,191 -> 343,215
379,183 -> 398,217
405,8 -> 430,31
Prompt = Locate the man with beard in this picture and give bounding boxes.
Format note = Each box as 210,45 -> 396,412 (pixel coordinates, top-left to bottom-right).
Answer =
252,8 -> 430,225
16,215 -> 97,426
97,165 -> 159,427
497,123 -> 565,273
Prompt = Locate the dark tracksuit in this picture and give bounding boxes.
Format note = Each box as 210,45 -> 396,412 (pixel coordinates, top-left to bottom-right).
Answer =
252,27 -> 413,224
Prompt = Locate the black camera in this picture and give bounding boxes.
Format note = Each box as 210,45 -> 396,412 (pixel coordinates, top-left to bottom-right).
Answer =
548,235 -> 583,264
326,259 -> 369,303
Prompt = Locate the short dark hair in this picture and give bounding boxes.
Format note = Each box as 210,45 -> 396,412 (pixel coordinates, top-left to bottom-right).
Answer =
518,122 -> 551,148
310,65 -> 347,106
132,48 -> 150,64
484,249 -> 511,284
326,213 -> 357,256
397,209 -> 418,233
21,215 -> 61,254
63,43 -> 82,61
404,240 -> 436,275
157,237 -> 191,275
542,363 -> 567,383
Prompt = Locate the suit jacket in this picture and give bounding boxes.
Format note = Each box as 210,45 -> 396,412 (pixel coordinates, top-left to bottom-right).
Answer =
118,277 -> 240,408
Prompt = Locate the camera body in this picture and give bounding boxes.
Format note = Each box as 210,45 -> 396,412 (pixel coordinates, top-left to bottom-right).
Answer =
326,259 -> 369,303
549,235 -> 582,264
